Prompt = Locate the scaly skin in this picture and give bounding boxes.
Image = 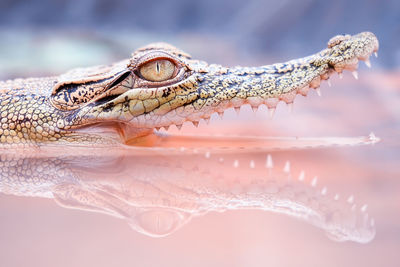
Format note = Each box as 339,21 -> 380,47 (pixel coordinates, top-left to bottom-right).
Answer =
0,32 -> 379,146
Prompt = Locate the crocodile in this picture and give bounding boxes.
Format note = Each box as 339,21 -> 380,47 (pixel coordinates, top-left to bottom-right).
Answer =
0,32 -> 378,147
0,149 -> 376,242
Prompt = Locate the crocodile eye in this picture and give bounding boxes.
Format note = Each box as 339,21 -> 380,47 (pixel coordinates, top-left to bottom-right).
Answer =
139,59 -> 176,82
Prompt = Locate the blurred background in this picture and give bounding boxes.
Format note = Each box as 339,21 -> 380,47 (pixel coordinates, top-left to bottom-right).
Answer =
0,0 -> 399,267
0,0 -> 399,79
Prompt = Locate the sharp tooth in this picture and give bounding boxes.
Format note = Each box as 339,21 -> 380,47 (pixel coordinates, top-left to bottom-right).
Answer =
365,59 -> 371,68
311,176 -> 318,187
310,76 -> 321,88
338,72 -> 343,79
233,159 -> 239,168
265,97 -> 279,108
297,86 -> 309,96
361,204 -> 368,212
249,160 -> 255,168
283,161 -> 290,173
268,108 -> 276,119
316,88 -> 322,97
347,195 -> 354,204
352,71 -> 359,80
374,52 -> 378,58
176,124 -> 182,130
327,80 -> 332,87
234,107 -> 240,115
298,171 -> 305,181
321,187 -> 327,195
321,72 -> 329,80
335,67 -> 343,73
266,154 -> 273,169
288,103 -> 293,113
280,91 -> 297,103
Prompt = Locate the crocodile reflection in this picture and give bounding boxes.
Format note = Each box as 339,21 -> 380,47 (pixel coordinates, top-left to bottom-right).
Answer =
0,148 -> 375,243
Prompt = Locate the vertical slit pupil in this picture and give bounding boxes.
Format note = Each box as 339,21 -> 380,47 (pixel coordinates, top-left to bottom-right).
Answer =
156,62 -> 161,74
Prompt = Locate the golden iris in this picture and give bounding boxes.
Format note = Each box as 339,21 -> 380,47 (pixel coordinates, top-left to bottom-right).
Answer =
139,59 -> 176,82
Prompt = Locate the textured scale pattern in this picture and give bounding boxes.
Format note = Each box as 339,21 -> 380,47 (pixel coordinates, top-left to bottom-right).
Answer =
0,32 -> 379,146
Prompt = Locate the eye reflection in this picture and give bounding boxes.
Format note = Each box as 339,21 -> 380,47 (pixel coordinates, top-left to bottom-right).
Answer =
0,147 -> 376,242
139,59 -> 176,82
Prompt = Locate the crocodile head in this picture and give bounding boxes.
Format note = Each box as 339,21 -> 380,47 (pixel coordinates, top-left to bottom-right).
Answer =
49,32 -> 378,144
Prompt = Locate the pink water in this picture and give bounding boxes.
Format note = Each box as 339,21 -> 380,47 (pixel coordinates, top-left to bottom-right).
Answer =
0,69 -> 399,266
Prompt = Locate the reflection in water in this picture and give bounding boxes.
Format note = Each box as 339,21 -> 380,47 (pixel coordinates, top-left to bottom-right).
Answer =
0,141 -> 375,243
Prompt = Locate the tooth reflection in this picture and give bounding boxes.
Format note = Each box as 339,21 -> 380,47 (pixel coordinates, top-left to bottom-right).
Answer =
0,152 -> 375,243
